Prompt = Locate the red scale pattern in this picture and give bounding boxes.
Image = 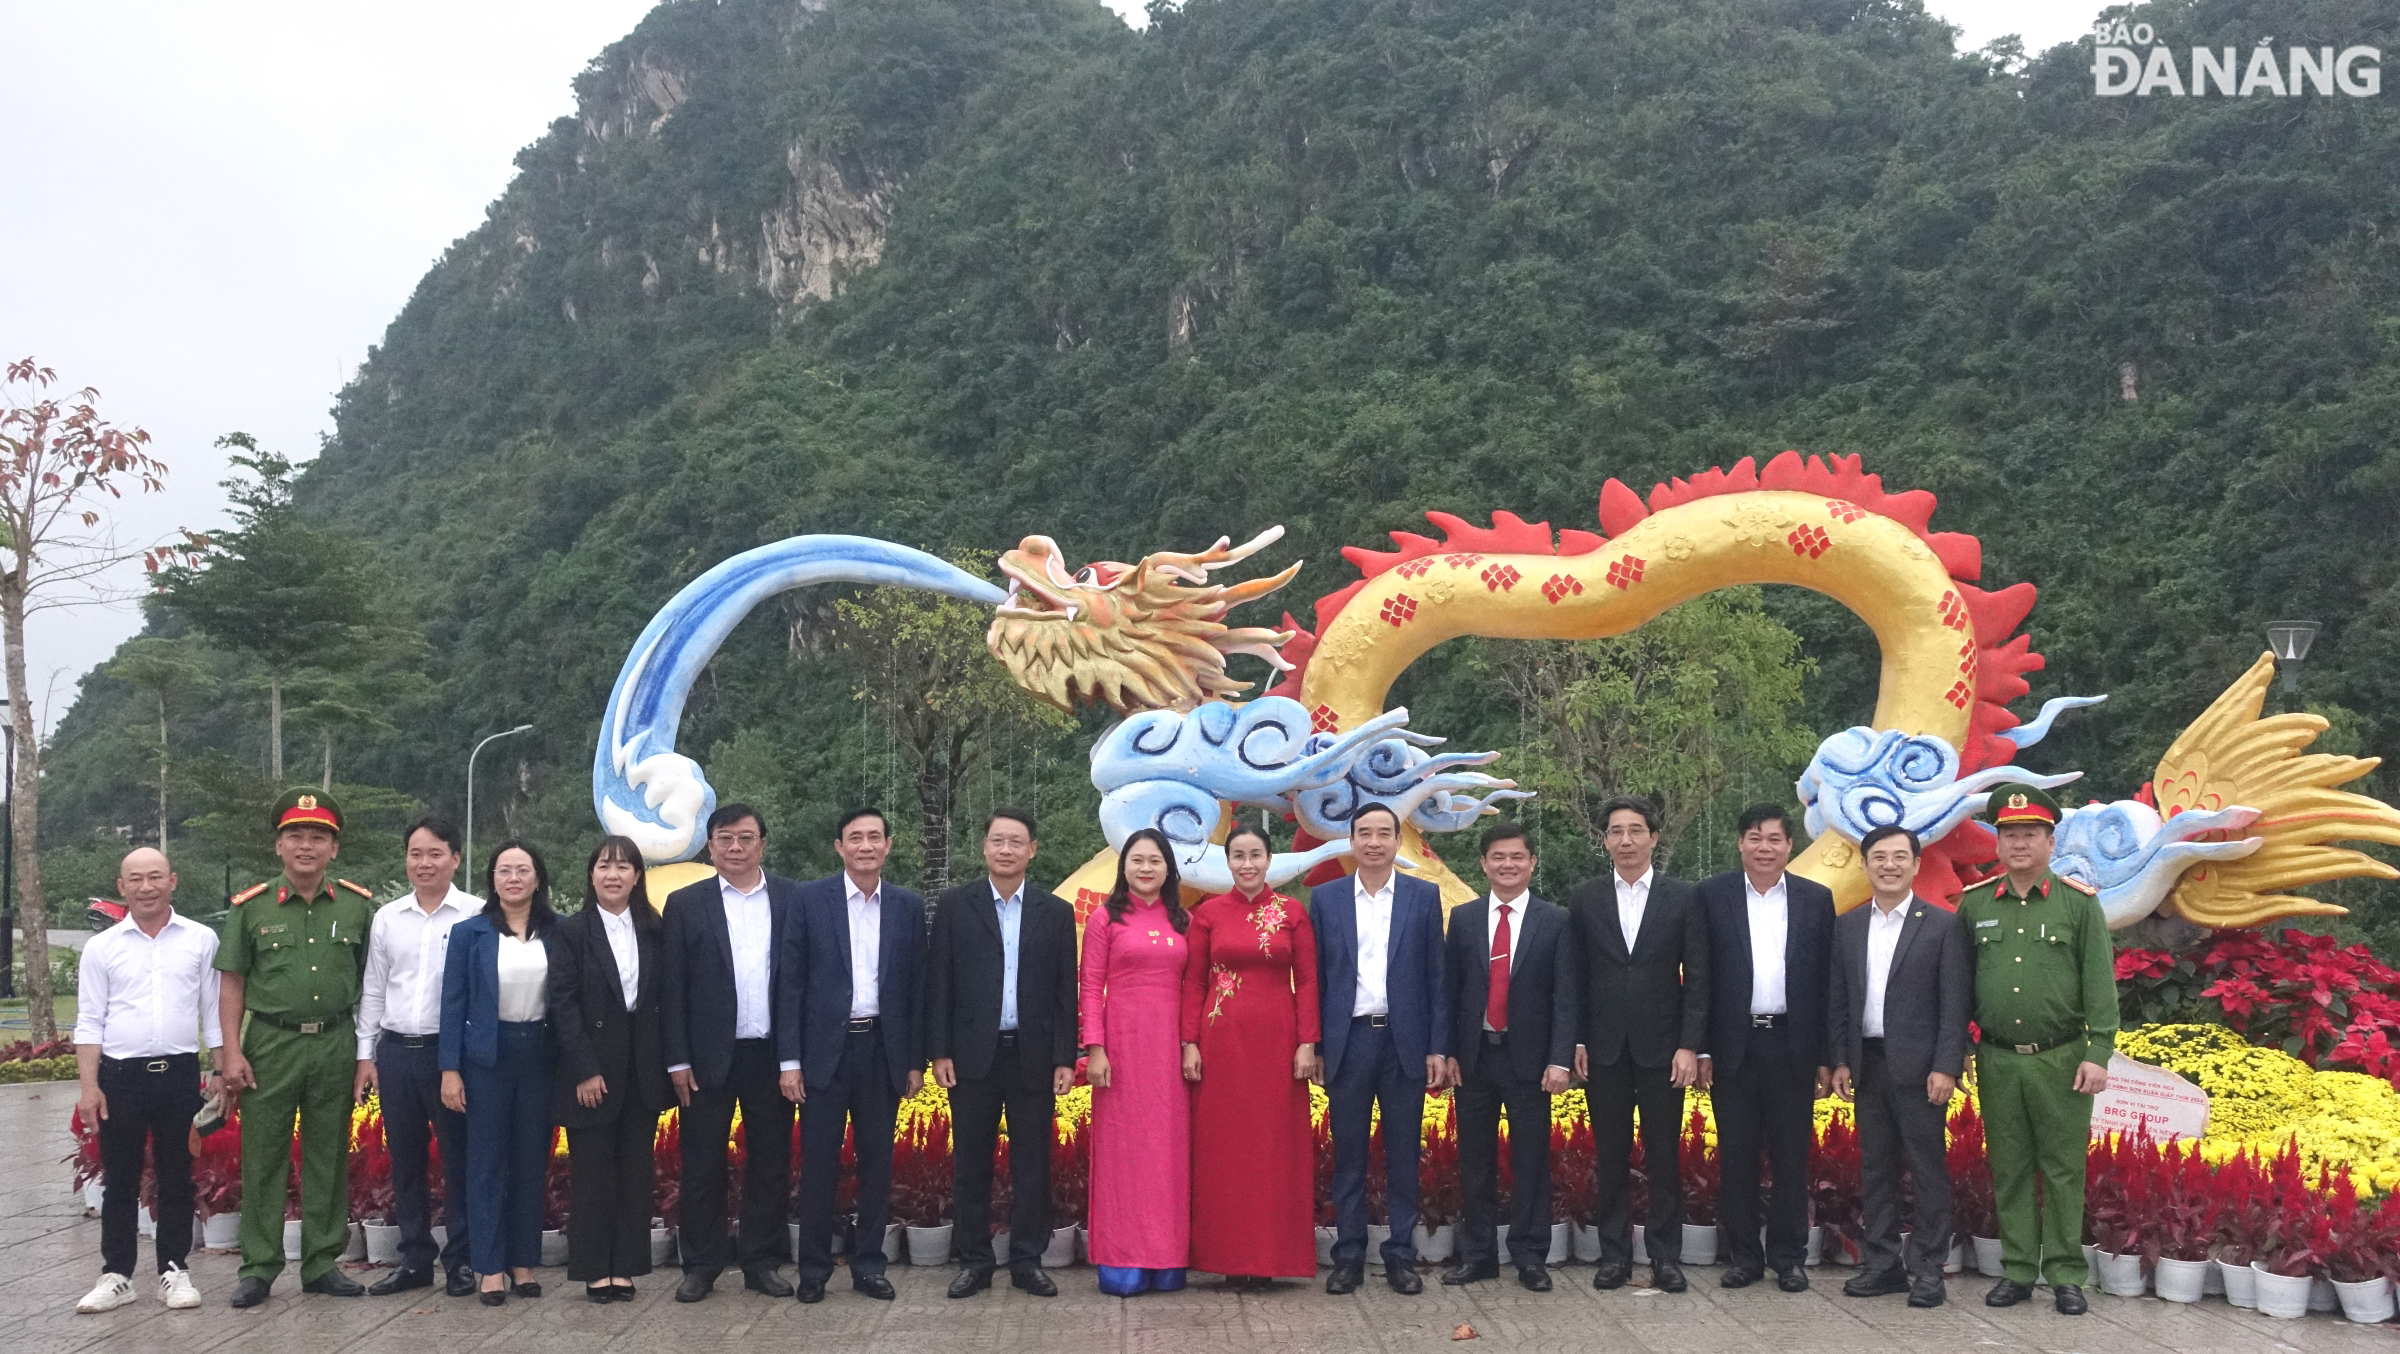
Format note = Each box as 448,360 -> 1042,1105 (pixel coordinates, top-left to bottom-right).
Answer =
1480,563 -> 1521,592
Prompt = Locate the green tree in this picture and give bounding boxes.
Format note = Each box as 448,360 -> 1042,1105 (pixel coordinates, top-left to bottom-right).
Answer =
103,636 -> 216,847
1488,587 -> 1819,870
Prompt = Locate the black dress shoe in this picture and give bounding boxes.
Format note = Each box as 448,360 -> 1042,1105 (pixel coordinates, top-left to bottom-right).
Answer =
1387,1265 -> 1423,1295
949,1268 -> 993,1298
743,1269 -> 793,1298
480,1288 -> 507,1307
1592,1261 -> 1630,1291
513,1280 -> 541,1298
369,1268 -> 432,1296
1775,1267 -> 1810,1293
614,1282 -> 636,1301
854,1273 -> 896,1300
1441,1261 -> 1498,1286
1907,1276 -> 1946,1308
1011,1267 -> 1058,1297
1720,1265 -> 1763,1289
795,1275 -> 827,1304
1325,1262 -> 1364,1295
1985,1277 -> 2031,1307
1651,1263 -> 1688,1293
446,1265 -> 476,1298
587,1284 -> 614,1303
229,1277 -> 272,1309
1518,1266 -> 1552,1292
302,1269 -> 366,1297
2053,1283 -> 2087,1315
1843,1267 -> 1909,1297
675,1270 -> 715,1303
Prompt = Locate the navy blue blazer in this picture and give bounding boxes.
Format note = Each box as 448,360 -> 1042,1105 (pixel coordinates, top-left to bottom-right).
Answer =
1696,870 -> 1837,1077
1310,872 -> 1450,1075
774,874 -> 924,1098
659,871 -> 803,1092
438,914 -> 557,1073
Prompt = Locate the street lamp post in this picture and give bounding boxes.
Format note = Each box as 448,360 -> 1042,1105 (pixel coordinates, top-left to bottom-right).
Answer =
2266,621 -> 2322,695
0,700 -> 14,1001
463,724 -> 534,892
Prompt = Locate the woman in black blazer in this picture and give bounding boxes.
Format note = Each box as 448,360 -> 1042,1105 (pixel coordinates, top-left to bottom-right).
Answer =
548,835 -> 673,1302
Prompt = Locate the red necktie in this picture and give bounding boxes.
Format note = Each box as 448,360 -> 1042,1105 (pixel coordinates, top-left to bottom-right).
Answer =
1487,902 -> 1512,1032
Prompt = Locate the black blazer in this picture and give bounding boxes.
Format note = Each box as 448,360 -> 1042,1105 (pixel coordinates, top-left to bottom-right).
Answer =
775,874 -> 924,1097
548,903 -> 672,1128
1696,871 -> 1837,1076
1827,895 -> 1972,1088
1562,871 -> 1709,1069
1442,894 -> 1578,1083
659,871 -> 802,1092
920,878 -> 1078,1081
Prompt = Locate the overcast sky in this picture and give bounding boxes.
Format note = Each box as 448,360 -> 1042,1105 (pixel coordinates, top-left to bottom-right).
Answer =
0,0 -> 2102,735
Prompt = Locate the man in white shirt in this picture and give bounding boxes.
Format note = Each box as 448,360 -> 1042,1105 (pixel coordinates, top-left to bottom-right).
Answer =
352,817 -> 479,1297
73,848 -> 224,1314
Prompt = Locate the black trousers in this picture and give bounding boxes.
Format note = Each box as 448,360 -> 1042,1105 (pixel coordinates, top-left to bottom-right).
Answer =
97,1053 -> 201,1277
948,1035 -> 1055,1275
374,1035 -> 468,1275
567,1107 -> 661,1281
797,1024 -> 900,1282
1588,1052 -> 1685,1266
1454,1033 -> 1550,1272
1329,1018 -> 1426,1267
1857,1041 -> 1951,1279
678,1038 -> 794,1278
1712,1023 -> 1814,1273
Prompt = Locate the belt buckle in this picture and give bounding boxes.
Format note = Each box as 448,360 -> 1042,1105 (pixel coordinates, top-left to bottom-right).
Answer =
1367,1014 -> 1389,1028
143,1059 -> 169,1073
1751,1014 -> 1776,1028
2013,1042 -> 2039,1055
848,1018 -> 875,1034
298,1021 -> 324,1035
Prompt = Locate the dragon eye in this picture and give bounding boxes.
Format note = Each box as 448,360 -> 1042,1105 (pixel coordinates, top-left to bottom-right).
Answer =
1074,567 -> 1098,585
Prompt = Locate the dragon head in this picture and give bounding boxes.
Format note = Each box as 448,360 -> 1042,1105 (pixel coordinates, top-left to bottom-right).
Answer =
987,527 -> 1301,713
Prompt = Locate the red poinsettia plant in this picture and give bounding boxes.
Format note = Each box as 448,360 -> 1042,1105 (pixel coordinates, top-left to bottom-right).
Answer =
2119,928 -> 2400,1086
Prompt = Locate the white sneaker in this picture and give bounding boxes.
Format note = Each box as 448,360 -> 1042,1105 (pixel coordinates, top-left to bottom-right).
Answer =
75,1272 -> 135,1313
159,1264 -> 201,1309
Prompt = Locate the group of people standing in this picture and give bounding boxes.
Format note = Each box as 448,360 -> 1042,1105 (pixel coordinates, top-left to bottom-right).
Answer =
70,778 -> 2117,1321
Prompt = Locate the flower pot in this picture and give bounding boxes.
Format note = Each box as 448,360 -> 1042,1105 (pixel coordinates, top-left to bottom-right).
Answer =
1547,1221 -> 1570,1264
1971,1236 -> 2004,1278
2153,1256 -> 2209,1304
2217,1257 -> 2257,1309
1043,1225 -> 1076,1269
882,1222 -> 905,1262
2202,1253 -> 2224,1295
2334,1275 -> 2396,1324
651,1226 -> 674,1267
1367,1223 -> 1391,1257
1414,1223 -> 1454,1264
1944,1238 -> 1964,1275
2251,1262 -> 2310,1320
1075,1224 -> 1089,1264
283,1219 -> 304,1261
829,1214 -> 851,1256
344,1221 -> 369,1261
1631,1224 -> 1644,1260
1571,1223 -> 1601,1263
138,1206 -> 157,1239
2308,1275 -> 2337,1313
430,1224 -> 448,1249
365,1220 -> 401,1265
1682,1223 -> 1718,1266
1805,1224 -> 1823,1268
2080,1242 -> 2098,1277
541,1229 -> 567,1266
202,1212 -> 241,1250
992,1229 -> 1010,1265
2093,1248 -> 2145,1298
907,1222 -> 952,1266
1314,1226 -> 1336,1268
82,1180 -> 103,1212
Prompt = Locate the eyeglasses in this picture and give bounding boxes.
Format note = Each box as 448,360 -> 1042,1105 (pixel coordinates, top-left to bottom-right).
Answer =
710,832 -> 762,847
1602,827 -> 1652,841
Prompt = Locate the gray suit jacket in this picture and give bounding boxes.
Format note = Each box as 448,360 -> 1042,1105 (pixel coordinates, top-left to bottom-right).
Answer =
1826,895 -> 1971,1088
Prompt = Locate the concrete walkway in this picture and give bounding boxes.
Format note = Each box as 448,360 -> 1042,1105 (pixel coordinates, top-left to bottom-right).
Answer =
4,1082 -> 2389,1354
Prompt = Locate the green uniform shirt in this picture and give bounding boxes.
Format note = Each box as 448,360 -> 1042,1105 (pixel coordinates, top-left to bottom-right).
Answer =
213,875 -> 373,1020
1957,868 -> 2118,1063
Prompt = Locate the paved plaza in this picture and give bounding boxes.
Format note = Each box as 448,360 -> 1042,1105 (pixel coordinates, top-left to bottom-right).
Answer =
7,1085 -> 2391,1354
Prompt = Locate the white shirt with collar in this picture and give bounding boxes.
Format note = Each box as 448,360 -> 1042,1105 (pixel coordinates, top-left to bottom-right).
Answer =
992,879 -> 1022,1031
1480,889 -> 1529,1032
598,903 -> 640,1011
845,874 -> 883,1019
75,911 -> 224,1059
1613,867 -> 1654,953
356,885 -> 480,1058
721,873 -> 774,1039
1745,873 -> 1790,1015
1860,896 -> 1913,1039
1350,870 -> 1397,1019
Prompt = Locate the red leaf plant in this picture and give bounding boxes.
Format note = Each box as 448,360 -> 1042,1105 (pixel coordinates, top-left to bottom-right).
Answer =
1680,1108 -> 1719,1228
2119,927 -> 2400,1087
1944,1100 -> 1995,1241
1553,1116 -> 1596,1227
2255,1138 -> 2328,1278
1049,1113 -> 1088,1228
2150,1138 -> 2218,1264
1417,1097 -> 1461,1229
349,1105 -> 395,1224
890,1104 -> 954,1228
1807,1110 -> 1860,1251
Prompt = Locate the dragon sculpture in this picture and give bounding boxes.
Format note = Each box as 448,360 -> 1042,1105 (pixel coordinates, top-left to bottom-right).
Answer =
595,451 -> 2400,928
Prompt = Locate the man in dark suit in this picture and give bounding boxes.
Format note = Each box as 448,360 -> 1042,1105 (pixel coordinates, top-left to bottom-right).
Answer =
1696,803 -> 1835,1292
1829,825 -> 1970,1308
777,808 -> 925,1304
661,803 -> 802,1302
1563,794 -> 1708,1293
924,809 -> 1077,1300
1439,822 -> 1575,1292
1309,804 -> 1450,1297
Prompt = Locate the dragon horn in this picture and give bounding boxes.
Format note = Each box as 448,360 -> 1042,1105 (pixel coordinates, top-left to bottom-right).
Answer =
1217,559 -> 1303,605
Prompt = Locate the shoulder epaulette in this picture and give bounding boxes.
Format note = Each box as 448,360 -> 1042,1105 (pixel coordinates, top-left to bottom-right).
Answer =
229,882 -> 270,906
2059,875 -> 2099,896
338,879 -> 375,898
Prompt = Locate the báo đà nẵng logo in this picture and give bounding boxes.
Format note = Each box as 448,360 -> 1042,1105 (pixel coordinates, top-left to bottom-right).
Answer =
2091,23 -> 2380,97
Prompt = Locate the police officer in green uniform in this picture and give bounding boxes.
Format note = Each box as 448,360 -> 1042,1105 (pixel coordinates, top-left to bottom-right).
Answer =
216,790 -> 378,1308
1957,783 -> 2116,1316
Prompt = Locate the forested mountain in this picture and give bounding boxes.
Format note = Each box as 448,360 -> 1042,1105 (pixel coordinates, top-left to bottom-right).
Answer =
41,0 -> 2400,925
